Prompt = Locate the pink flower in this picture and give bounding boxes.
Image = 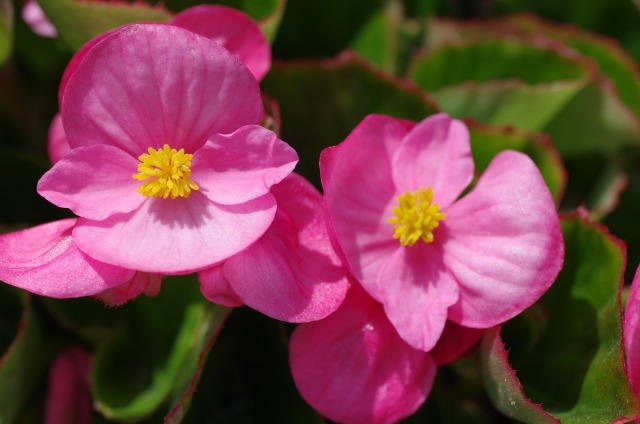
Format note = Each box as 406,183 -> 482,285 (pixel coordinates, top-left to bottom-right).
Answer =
199,173 -> 349,322
289,282 -> 483,424
44,347 -> 92,424
48,4 -> 270,166
36,23 -> 296,274
0,23 -> 296,301
320,113 -> 564,351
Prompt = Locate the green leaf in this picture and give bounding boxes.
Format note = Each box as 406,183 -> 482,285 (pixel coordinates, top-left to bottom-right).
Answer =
0,287 -> 51,423
503,15 -> 640,117
261,53 -> 438,185
0,0 -> 12,64
91,275 -> 229,421
482,215 -> 640,423
481,327 -> 560,424
468,121 -> 566,204
416,21 -> 640,156
409,38 -> 589,132
37,0 -> 171,51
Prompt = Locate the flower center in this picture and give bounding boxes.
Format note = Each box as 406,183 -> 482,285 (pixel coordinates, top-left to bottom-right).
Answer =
132,144 -> 199,199
388,187 -> 446,246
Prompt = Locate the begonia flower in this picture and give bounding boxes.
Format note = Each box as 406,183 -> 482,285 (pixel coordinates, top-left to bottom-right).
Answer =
36,23 -> 296,274
289,282 -> 482,424
199,173 -> 349,322
47,4 -> 270,164
44,347 -> 92,424
624,265 -> 640,394
320,113 -> 564,351
0,23 -> 296,303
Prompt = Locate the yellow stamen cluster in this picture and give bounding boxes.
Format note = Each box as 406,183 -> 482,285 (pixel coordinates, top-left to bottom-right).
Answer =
133,144 -> 199,199
388,187 -> 446,246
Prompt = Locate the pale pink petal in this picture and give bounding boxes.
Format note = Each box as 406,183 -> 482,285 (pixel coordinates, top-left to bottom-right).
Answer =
171,5 -> 270,80
624,265 -> 640,394
95,272 -> 162,306
199,265 -> 244,307
430,320 -> 484,366
391,113 -> 473,208
211,174 -> 348,322
22,0 -> 57,38
0,219 -> 134,298
290,284 -> 436,424
44,347 -> 92,424
47,113 -> 70,165
37,145 -> 143,221
375,244 -> 459,351
72,192 -> 276,273
443,151 -> 564,328
62,23 -> 263,157
321,114 -> 414,298
192,125 -> 298,205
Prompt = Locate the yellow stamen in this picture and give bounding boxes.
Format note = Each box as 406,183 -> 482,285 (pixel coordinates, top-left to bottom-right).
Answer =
388,187 -> 446,246
133,144 -> 199,199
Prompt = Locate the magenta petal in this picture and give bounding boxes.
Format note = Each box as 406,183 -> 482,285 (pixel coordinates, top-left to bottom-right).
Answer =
37,145 -> 143,221
391,113 -> 473,208
44,347 -> 92,424
72,192 -> 277,273
625,265 -> 640,394
171,5 -> 271,81
0,220 -> 134,298
62,23 -> 263,156
443,150 -> 564,328
290,284 -> 436,424
192,125 -> 298,205
430,320 -> 484,366
215,174 -> 348,322
199,264 -> 244,307
47,113 -> 70,165
375,244 -> 459,351
95,272 -> 162,306
321,114 -> 414,291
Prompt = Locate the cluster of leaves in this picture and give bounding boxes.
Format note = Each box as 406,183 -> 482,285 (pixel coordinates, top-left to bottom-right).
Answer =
3,0 -> 640,422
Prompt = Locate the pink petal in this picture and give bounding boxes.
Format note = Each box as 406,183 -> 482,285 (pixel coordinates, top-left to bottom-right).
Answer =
391,113 -> 473,208
61,23 -> 263,157
95,272 -> 162,306
290,284 -> 436,424
192,125 -> 298,205
58,30 -> 115,106
171,5 -> 271,81
430,320 -> 484,366
37,145 -> 143,221
44,347 -> 92,424
22,0 -> 58,38
624,265 -> 640,394
206,173 -> 348,322
375,244 -> 459,351
72,191 -> 277,273
0,219 -> 134,298
199,264 -> 244,307
320,114 -> 414,298
47,113 -> 70,165
443,150 -> 564,328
